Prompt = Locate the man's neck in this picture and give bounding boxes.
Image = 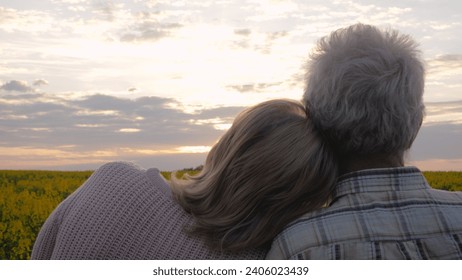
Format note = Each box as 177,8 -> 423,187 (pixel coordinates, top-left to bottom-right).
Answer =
339,153 -> 404,176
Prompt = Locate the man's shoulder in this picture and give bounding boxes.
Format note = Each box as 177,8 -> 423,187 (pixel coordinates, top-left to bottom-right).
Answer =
425,187 -> 462,201
266,206 -> 338,259
267,170 -> 462,260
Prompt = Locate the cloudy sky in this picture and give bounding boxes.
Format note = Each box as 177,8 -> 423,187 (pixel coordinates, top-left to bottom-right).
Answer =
0,0 -> 461,171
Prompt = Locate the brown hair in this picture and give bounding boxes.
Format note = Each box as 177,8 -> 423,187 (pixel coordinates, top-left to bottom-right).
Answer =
170,99 -> 337,252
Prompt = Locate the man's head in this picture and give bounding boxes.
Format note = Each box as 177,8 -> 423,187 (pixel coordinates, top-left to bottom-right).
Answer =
304,23 -> 425,162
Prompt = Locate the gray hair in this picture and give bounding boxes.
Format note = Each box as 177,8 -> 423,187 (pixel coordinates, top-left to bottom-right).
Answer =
170,99 -> 337,251
303,23 -> 425,156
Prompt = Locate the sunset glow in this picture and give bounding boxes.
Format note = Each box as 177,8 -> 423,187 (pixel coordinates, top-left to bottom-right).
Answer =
1,0 -> 461,170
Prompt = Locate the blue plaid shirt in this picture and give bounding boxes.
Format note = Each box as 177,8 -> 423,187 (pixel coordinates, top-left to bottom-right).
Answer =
267,167 -> 462,259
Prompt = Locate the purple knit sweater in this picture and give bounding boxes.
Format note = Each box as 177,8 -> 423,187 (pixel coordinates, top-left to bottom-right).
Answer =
31,162 -> 266,259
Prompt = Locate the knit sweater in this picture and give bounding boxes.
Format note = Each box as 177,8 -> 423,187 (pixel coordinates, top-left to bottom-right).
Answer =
31,162 -> 266,259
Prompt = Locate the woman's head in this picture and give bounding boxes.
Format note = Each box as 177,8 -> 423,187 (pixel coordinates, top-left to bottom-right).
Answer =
171,99 -> 337,251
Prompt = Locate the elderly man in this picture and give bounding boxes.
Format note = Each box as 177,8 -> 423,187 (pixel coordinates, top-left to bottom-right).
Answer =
267,23 -> 462,259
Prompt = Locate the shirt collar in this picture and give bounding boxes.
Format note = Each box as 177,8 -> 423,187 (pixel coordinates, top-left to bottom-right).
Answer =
332,166 -> 431,199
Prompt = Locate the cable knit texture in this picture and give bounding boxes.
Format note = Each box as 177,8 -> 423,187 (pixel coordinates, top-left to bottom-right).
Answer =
31,162 -> 266,259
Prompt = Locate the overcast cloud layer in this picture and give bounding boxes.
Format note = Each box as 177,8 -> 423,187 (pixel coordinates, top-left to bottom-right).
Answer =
0,90 -> 244,170
0,0 -> 461,170
1,89 -> 461,170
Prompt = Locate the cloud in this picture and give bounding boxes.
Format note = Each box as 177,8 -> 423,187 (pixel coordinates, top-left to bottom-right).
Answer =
234,29 -> 252,36
410,122 -> 462,161
226,82 -> 282,93
427,54 -> 462,78
0,92 -> 246,169
433,54 -> 462,62
195,106 -> 245,119
92,0 -> 121,22
113,9 -> 186,43
246,0 -> 299,22
0,6 -> 16,24
1,0 -> 461,171
33,79 -> 49,87
2,93 -> 462,171
408,100 -> 462,170
429,21 -> 461,31
0,6 -> 54,33
227,84 -> 255,93
51,0 -> 89,4
0,80 -> 35,92
120,20 -> 183,42
267,31 -> 289,40
424,54 -> 462,101
231,27 -> 291,54
423,100 -> 462,125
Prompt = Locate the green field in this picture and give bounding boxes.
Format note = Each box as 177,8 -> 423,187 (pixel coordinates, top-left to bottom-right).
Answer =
1,169 -> 461,260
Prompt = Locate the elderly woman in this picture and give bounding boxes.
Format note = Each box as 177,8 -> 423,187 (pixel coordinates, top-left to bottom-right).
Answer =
32,99 -> 337,259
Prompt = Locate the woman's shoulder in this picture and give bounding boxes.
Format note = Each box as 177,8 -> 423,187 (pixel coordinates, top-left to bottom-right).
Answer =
83,161 -> 169,195
65,161 -> 178,229
93,161 -> 145,176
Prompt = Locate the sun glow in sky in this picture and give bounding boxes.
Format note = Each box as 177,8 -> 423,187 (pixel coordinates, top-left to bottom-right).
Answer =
1,0 -> 462,171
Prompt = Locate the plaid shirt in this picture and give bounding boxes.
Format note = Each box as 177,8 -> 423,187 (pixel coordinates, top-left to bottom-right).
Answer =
267,167 -> 462,259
